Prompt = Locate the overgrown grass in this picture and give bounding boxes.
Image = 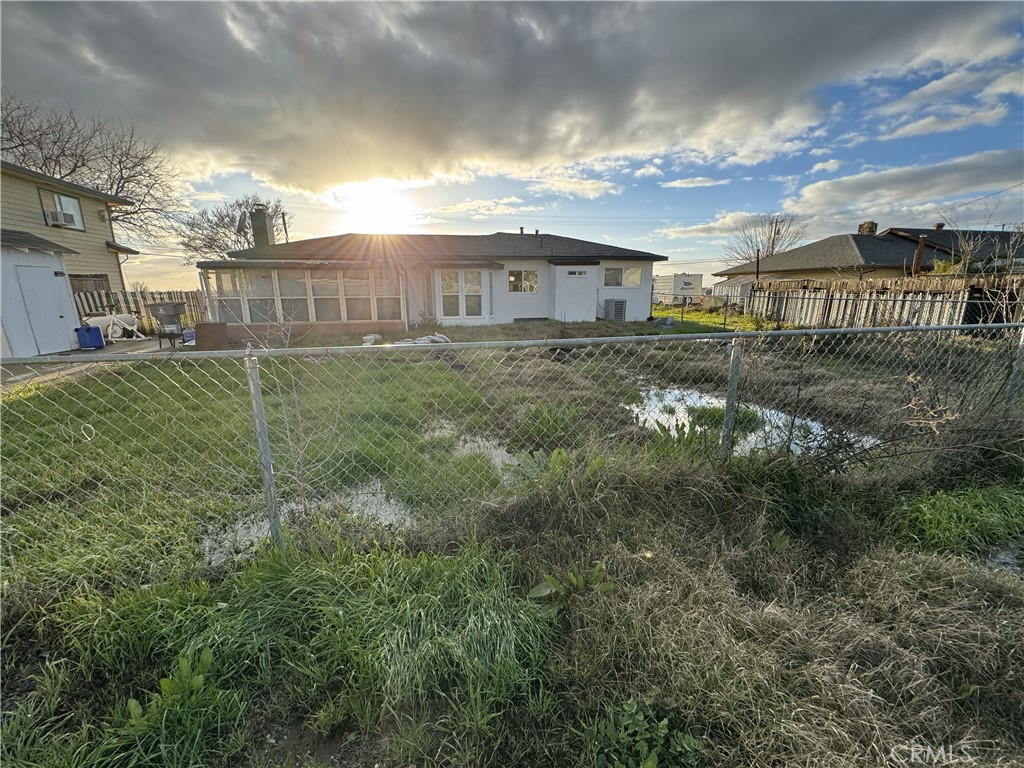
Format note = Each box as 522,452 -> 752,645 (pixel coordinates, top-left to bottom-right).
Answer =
5,541 -> 552,767
3,324 -> 1023,766
885,486 -> 1024,554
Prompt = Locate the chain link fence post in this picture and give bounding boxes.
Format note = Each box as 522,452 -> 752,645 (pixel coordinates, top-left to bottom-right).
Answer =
1005,326 -> 1024,419
244,348 -> 284,549
719,336 -> 745,462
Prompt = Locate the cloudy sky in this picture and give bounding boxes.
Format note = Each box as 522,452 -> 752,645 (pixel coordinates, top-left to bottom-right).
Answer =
3,1 -> 1023,288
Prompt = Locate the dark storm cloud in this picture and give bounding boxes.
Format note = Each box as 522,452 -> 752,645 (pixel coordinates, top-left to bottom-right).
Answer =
2,2 -> 1018,191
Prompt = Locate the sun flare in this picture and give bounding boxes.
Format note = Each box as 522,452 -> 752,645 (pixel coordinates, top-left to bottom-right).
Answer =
322,178 -> 427,234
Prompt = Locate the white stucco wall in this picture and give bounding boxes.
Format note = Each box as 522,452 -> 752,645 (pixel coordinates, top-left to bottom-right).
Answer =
596,261 -> 655,321
426,259 -> 657,325
491,260 -> 551,322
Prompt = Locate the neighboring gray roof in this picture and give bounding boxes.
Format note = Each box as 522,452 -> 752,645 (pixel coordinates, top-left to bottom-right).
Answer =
0,229 -> 79,255
0,160 -> 134,206
714,233 -> 945,277
885,227 -> 1018,261
715,227 -> 1019,277
226,232 -> 668,263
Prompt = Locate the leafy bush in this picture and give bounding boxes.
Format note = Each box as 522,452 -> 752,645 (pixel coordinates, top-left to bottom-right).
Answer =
585,699 -> 705,768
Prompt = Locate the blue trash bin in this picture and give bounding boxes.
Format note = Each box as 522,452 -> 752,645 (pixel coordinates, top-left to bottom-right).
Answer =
75,325 -> 105,350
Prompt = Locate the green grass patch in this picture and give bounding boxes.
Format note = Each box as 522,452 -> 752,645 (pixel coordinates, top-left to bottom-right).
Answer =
886,486 -> 1024,554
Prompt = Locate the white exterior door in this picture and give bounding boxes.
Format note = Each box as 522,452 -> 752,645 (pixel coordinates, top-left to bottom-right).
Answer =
552,267 -> 598,322
1,248 -> 79,356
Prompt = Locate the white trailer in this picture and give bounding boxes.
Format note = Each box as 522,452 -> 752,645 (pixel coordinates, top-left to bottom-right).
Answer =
653,273 -> 703,305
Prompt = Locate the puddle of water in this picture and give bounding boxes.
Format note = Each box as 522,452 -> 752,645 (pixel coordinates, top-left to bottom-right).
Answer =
985,542 -> 1022,577
453,436 -> 518,468
632,387 -> 877,456
201,514 -> 275,568
427,420 -> 519,472
339,479 -> 414,527
201,483 -> 415,567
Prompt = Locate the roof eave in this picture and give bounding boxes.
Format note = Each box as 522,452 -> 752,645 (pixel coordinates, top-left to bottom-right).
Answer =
0,160 -> 134,206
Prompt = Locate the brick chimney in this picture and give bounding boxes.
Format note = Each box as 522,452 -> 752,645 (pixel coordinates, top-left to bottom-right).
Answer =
857,221 -> 878,235
250,205 -> 275,248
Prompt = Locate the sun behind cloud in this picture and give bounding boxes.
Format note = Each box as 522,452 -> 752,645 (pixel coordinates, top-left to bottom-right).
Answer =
321,178 -> 429,234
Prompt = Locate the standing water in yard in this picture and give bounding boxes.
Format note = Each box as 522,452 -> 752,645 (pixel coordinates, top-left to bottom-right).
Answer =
632,388 -> 878,456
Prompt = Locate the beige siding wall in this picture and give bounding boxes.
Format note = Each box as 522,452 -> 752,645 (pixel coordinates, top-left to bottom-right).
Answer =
0,171 -> 125,290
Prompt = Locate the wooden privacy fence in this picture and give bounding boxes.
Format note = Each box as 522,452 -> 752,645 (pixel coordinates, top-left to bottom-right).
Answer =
74,290 -> 208,333
747,276 -> 1024,328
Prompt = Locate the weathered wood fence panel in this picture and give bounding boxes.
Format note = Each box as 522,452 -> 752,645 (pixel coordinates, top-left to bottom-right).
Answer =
74,290 -> 208,333
747,276 -> 1023,328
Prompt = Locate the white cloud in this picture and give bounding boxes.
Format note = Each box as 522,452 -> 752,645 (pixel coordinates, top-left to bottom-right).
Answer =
981,71 -> 1024,99
810,159 -> 842,175
654,211 -> 756,239
635,164 -> 664,178
809,147 -> 831,157
431,196 -> 541,218
783,149 -> 1024,229
3,3 -> 1018,192
873,67 -> 1001,116
526,178 -> 622,200
660,177 -> 730,189
881,105 -> 1008,140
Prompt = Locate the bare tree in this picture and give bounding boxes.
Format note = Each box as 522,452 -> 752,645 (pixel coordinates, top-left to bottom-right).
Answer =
176,195 -> 293,265
722,212 -> 807,267
1,89 -> 186,240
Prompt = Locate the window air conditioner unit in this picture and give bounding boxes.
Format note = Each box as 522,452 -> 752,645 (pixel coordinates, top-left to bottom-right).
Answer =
604,298 -> 627,321
61,212 -> 77,226
45,211 -> 64,227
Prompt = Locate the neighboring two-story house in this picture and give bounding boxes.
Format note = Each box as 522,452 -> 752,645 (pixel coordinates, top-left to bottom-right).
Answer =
1,160 -> 137,356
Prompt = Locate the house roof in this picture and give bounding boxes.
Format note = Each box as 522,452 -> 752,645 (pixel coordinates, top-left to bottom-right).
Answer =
0,160 -> 134,206
1,229 -> 79,255
713,231 -> 967,277
225,232 -> 668,264
106,240 -> 140,255
885,227 -> 1018,261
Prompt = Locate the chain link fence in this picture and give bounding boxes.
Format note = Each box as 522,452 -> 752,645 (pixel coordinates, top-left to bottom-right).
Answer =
3,324 -> 1023,603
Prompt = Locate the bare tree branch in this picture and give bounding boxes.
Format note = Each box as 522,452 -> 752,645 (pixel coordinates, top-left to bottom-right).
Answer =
722,212 -> 807,267
1,89 -> 186,240
175,195 -> 293,265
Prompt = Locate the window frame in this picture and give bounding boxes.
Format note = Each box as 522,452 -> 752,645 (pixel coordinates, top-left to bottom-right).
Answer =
604,266 -> 642,288
38,189 -> 85,231
438,269 -> 486,319
507,269 -> 539,294
211,267 -> 403,324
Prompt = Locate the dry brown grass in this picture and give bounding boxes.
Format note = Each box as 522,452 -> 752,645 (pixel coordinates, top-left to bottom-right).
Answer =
461,453 -> 1024,766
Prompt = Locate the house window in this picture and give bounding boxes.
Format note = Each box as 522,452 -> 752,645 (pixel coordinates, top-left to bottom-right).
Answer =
216,271 -> 244,323
342,268 -> 372,321
604,266 -> 641,287
508,269 -> 539,293
39,190 -> 84,230
310,270 -> 342,321
277,269 -> 310,322
566,270 -> 588,278
244,272 -> 277,323
70,274 -> 111,293
440,269 -> 484,318
374,266 -> 403,320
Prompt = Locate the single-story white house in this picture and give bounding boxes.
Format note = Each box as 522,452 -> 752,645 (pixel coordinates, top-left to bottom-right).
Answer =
197,221 -> 667,341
